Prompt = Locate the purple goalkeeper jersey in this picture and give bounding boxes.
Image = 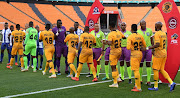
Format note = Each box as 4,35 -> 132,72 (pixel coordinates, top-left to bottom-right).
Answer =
52,26 -> 66,46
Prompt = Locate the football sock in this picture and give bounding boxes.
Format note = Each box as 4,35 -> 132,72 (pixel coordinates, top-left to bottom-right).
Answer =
69,63 -> 77,74
1,52 -> 4,61
8,53 -> 11,63
112,71 -> 117,84
33,58 -> 37,71
105,65 -> 109,78
20,57 -> 24,68
76,63 -> 83,78
49,62 -> 55,75
65,57 -> 68,71
15,55 -> 18,62
44,62 -> 49,72
147,67 -> 151,82
90,68 -> 93,74
40,56 -> 43,67
127,66 -> 132,79
56,59 -> 60,72
89,63 -> 97,78
70,69 -> 73,75
160,69 -> 173,85
116,67 -> 119,78
120,66 -> 125,80
23,56 -> 28,69
10,57 -> 14,66
134,70 -> 141,90
27,54 -> 30,66
153,69 -> 159,88
96,64 -> 101,76
139,67 -> 143,81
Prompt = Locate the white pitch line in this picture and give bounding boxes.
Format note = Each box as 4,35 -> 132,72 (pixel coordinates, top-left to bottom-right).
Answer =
2,69 -> 180,98
176,83 -> 180,85
1,74 -> 150,98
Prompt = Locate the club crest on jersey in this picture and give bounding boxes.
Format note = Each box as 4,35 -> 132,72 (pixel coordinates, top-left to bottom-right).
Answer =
93,7 -> 100,14
97,34 -> 100,38
162,2 -> 172,13
168,17 -> 178,29
171,33 -> 178,44
146,32 -> 150,36
125,34 -> 129,37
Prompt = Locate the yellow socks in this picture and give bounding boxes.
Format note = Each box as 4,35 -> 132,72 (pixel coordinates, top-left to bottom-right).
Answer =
89,63 -> 97,78
76,63 -> 83,78
160,69 -> 173,85
153,69 -> 159,88
10,58 -> 14,66
44,62 -> 49,72
134,70 -> 141,90
112,71 -> 117,84
49,62 -> 55,75
20,57 -> 24,67
69,64 -> 77,75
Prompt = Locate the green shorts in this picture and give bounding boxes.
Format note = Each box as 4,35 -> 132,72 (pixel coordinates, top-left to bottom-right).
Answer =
24,44 -> 37,56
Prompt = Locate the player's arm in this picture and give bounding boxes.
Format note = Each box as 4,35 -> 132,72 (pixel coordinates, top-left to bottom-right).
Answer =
107,34 -> 112,45
126,36 -> 132,50
64,35 -> 69,44
39,31 -> 43,42
24,32 -> 29,45
148,34 -> 160,50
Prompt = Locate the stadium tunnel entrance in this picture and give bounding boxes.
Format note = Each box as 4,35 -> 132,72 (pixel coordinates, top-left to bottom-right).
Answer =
99,11 -> 121,35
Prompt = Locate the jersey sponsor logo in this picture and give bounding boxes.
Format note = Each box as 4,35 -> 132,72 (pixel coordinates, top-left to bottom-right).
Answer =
93,7 -> 100,14
88,19 -> 94,29
168,17 -> 178,29
146,32 -> 150,36
171,33 -> 178,44
97,34 -> 100,38
162,2 -> 172,13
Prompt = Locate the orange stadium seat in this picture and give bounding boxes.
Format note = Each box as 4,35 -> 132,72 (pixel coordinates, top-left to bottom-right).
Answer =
79,6 -> 91,18
56,5 -> 84,30
145,7 -> 166,32
0,1 -> 44,30
35,4 -> 74,30
10,2 -> 44,24
121,7 -> 151,31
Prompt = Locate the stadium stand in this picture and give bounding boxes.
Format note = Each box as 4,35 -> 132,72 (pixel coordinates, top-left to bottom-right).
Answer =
121,7 -> 151,31
145,7 -> 166,32
10,2 -> 44,24
34,3 -> 75,30
0,17 -> 15,30
0,1 -> 44,30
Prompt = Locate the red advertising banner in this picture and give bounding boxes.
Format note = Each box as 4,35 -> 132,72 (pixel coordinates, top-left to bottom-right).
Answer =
157,0 -> 180,83
85,0 -> 104,32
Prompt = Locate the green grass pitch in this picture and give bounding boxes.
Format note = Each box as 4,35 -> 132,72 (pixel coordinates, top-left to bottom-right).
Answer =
0,49 -> 179,98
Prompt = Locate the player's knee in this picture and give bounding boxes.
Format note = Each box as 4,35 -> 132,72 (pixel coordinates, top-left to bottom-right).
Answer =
79,62 -> 83,64
20,55 -> 23,58
1,50 -> 4,53
146,62 -> 151,67
56,57 -> 60,60
105,61 -> 109,65
120,61 -> 124,66
11,55 -> 15,58
40,55 -> 43,58
97,61 -> 100,65
47,60 -> 52,62
32,56 -> 36,58
140,63 -> 143,67
126,62 -> 130,67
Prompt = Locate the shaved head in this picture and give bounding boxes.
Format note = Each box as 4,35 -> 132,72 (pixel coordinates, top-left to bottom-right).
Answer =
140,20 -> 146,30
69,27 -> 75,33
121,22 -> 126,31
155,21 -> 163,31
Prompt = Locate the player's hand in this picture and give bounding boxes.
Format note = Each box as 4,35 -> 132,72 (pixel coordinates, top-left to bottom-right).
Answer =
140,46 -> 146,51
56,32 -> 59,36
0,41 -> 1,45
152,50 -> 155,55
